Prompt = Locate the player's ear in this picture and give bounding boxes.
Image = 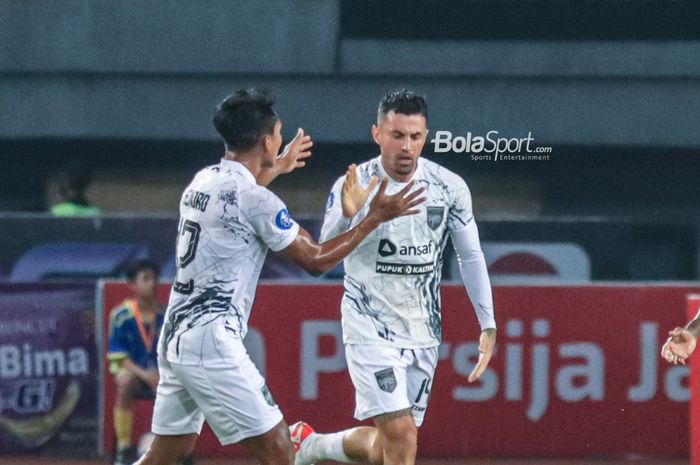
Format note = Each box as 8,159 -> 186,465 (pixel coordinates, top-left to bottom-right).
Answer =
262,134 -> 273,153
371,125 -> 380,145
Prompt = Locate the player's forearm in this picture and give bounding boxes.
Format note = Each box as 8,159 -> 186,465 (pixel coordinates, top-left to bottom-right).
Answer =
460,255 -> 496,330
304,214 -> 380,276
320,214 -> 352,242
452,222 -> 496,330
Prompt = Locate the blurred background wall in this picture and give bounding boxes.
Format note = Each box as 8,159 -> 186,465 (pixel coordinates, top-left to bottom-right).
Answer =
0,0 -> 698,281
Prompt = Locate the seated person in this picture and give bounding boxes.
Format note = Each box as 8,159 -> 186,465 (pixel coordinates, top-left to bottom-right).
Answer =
50,163 -> 101,217
107,260 -> 164,465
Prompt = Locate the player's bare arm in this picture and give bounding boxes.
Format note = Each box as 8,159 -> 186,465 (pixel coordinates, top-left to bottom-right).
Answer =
281,178 -> 424,276
257,128 -> 313,186
341,163 -> 379,218
661,309 -> 700,365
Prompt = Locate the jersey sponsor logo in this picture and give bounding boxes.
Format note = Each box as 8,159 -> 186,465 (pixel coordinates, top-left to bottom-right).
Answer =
427,206 -> 445,231
378,239 -> 397,257
375,261 -> 435,275
377,239 -> 433,257
374,368 -> 397,393
182,189 -> 211,212
275,208 -> 294,230
326,192 -> 334,210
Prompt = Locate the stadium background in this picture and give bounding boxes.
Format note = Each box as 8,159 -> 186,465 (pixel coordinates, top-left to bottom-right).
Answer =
1,1 -> 699,464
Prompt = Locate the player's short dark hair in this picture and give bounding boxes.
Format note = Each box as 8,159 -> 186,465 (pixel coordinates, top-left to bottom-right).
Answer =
126,259 -> 160,281
378,89 -> 428,121
213,88 -> 279,152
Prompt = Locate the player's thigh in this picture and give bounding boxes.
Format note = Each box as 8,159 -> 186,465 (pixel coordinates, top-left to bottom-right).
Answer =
170,337 -> 283,446
151,357 -> 205,437
345,344 -> 411,421
405,347 -> 438,427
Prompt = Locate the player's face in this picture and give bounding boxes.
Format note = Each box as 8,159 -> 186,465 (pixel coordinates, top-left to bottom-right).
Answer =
130,269 -> 159,300
373,111 -> 428,182
261,120 -> 283,168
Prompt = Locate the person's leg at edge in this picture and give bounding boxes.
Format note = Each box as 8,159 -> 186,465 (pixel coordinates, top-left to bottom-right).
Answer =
241,419 -> 295,465
113,369 -> 140,460
134,433 -> 198,465
293,408 -> 416,465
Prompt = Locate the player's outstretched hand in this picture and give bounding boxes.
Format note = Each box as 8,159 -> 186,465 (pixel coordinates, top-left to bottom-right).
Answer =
341,164 -> 379,218
277,128 -> 313,174
468,328 -> 496,382
367,178 -> 425,223
661,327 -> 696,365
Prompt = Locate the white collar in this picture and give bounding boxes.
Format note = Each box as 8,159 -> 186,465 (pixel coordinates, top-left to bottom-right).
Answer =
220,158 -> 257,184
373,155 -> 423,185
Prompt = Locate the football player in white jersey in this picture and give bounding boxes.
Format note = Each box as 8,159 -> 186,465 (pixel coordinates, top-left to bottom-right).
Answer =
290,90 -> 497,465
136,89 -> 425,465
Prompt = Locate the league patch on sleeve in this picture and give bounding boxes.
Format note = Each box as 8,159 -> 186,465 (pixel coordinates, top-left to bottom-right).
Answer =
326,192 -> 335,210
275,208 -> 294,230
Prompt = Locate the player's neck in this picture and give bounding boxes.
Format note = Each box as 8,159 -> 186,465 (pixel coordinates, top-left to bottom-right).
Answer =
380,158 -> 416,183
224,150 -> 262,179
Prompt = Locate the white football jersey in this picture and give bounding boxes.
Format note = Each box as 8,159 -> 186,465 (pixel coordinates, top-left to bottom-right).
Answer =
160,159 -> 299,362
321,156 -> 475,349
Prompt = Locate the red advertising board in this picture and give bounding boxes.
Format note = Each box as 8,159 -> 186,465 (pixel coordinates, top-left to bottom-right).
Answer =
100,283 -> 698,458
689,294 -> 700,465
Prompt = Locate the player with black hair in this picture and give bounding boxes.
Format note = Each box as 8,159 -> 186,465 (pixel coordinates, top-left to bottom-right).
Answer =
290,90 -> 496,465
135,88 -> 425,465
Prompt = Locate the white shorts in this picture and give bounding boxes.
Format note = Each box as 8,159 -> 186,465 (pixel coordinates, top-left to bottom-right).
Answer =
151,325 -> 283,445
345,344 -> 438,427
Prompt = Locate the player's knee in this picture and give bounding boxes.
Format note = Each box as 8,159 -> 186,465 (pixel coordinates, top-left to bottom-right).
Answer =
379,418 -> 417,458
138,434 -> 194,465
257,424 -> 295,465
270,428 -> 295,465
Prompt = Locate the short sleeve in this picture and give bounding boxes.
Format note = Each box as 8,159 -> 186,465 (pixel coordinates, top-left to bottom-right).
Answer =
245,186 -> 300,252
447,175 -> 474,232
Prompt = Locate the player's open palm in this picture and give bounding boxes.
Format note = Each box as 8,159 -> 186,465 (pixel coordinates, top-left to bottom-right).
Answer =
278,128 -> 313,174
469,328 -> 496,382
368,178 -> 425,223
341,164 -> 379,218
661,327 -> 696,365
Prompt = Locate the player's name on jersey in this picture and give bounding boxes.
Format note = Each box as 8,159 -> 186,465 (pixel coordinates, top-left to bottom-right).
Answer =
375,262 -> 435,275
182,189 -> 211,212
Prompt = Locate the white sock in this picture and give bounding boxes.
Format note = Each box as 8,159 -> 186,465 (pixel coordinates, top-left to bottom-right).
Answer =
302,431 -> 353,463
